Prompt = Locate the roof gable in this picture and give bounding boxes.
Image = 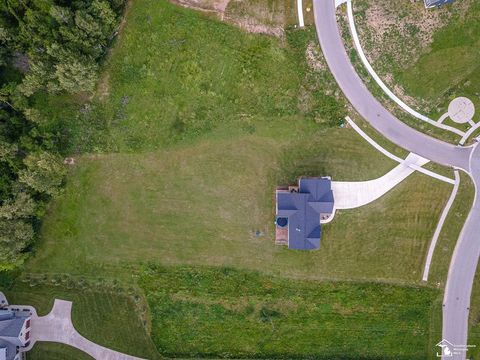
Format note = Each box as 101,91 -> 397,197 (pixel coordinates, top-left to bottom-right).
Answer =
308,201 -> 333,214
0,317 -> 26,338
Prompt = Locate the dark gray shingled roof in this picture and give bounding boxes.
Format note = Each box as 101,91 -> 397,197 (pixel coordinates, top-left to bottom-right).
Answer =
0,339 -> 17,360
424,0 -> 455,8
0,317 -> 26,338
0,310 -> 28,360
276,177 -> 334,250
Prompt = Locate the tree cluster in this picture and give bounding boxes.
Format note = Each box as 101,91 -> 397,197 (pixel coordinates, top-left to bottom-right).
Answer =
0,0 -> 124,270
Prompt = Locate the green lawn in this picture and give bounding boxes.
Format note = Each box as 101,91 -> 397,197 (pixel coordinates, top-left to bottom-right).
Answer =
140,265 -> 441,359
423,173 -> 475,359
28,0 -> 455,285
5,283 -> 160,359
27,343 -> 94,360
345,0 -> 480,355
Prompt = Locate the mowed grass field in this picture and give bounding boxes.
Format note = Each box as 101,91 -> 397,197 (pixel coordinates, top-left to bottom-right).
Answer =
15,0 -> 466,359
28,127 -> 452,283
427,173 -> 475,286
350,0 -> 480,349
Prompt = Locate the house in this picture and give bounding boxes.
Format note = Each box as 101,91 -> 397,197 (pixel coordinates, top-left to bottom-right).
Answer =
275,177 -> 334,250
424,0 -> 455,8
0,294 -> 31,360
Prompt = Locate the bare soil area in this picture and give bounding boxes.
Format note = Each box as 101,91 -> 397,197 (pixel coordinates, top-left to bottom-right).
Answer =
169,0 -> 292,36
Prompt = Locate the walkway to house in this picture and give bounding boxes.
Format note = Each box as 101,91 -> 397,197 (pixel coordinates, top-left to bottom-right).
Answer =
26,299 -> 144,360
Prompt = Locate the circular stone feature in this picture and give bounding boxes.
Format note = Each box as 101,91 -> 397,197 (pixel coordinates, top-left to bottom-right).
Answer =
276,217 -> 288,227
448,97 -> 475,124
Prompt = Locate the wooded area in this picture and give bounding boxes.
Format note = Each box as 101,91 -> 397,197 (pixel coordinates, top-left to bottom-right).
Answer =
0,0 -> 125,271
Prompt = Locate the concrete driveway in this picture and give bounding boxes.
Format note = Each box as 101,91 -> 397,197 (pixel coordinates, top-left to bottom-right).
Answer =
332,153 -> 429,209
27,299 -> 145,360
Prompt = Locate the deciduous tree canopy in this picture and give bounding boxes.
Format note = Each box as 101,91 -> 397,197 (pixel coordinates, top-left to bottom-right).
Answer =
0,0 -> 124,269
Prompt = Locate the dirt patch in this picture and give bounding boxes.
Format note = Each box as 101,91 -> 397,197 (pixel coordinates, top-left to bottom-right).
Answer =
365,4 -> 453,46
305,41 -> 326,72
96,72 -> 110,101
170,0 -> 226,15
169,0 -> 286,36
225,16 -> 284,37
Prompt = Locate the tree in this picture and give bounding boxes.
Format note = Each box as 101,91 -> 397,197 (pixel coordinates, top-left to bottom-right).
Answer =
0,139 -> 17,164
0,191 -> 36,220
51,54 -> 98,93
17,0 -> 121,95
18,151 -> 66,195
18,60 -> 52,97
0,218 -> 34,269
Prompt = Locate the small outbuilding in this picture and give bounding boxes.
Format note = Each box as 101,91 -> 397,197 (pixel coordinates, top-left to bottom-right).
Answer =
424,0 -> 455,8
275,177 -> 334,251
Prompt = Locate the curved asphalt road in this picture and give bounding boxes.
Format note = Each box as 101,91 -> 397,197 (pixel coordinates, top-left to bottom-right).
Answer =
313,0 -> 480,358
443,146 -> 480,358
313,0 -> 472,171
